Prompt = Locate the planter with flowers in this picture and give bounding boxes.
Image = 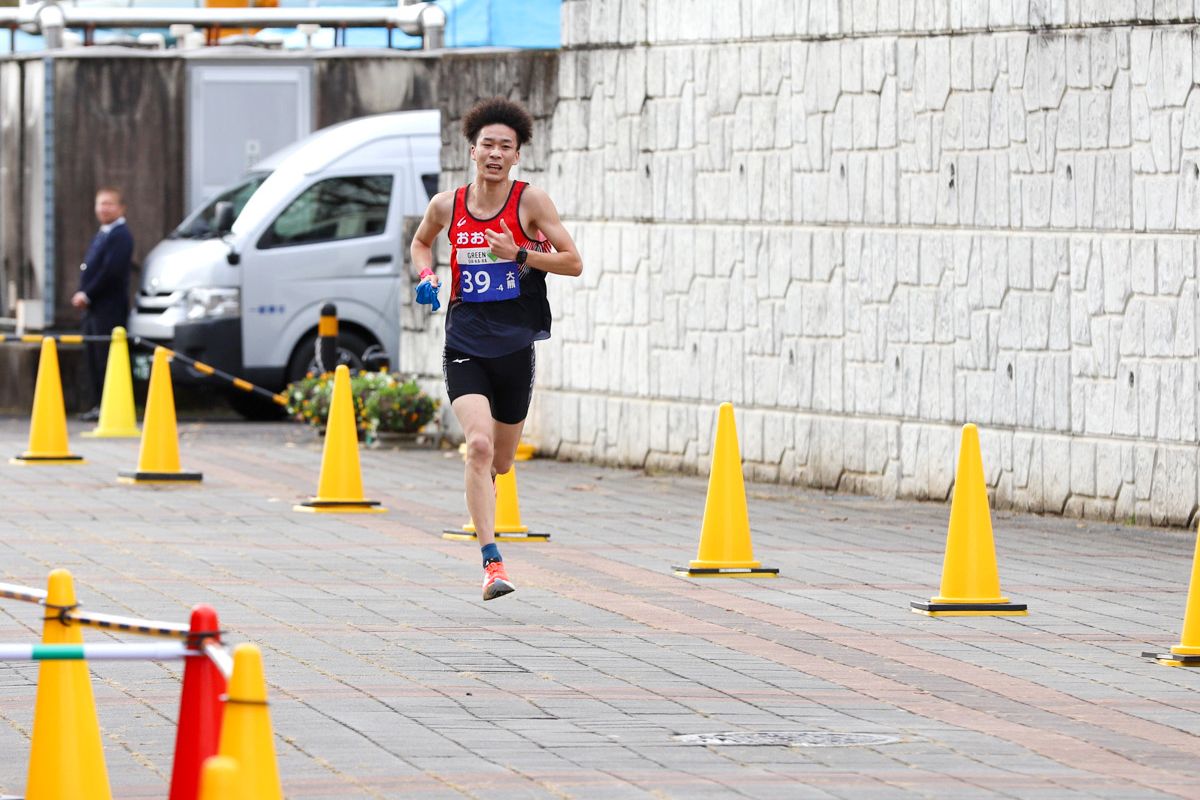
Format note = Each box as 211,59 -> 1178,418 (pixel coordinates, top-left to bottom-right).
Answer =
285,370 -> 439,444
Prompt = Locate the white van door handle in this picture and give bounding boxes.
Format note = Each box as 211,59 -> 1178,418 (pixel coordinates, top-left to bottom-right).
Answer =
364,254 -> 394,275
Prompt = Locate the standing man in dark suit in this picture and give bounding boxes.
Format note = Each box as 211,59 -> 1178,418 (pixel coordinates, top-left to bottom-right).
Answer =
71,187 -> 134,421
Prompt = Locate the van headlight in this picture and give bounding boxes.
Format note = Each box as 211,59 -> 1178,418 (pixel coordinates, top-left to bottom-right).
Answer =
182,287 -> 240,321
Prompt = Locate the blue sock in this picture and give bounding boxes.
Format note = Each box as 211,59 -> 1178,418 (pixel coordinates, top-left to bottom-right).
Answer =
481,543 -> 501,566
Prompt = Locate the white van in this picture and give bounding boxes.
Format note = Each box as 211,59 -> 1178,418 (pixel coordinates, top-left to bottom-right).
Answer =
128,109 -> 440,416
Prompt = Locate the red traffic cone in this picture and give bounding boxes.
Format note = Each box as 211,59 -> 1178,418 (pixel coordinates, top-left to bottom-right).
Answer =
169,605 -> 226,800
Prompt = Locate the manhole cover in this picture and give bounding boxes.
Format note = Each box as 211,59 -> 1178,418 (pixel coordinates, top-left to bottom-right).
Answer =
674,731 -> 900,747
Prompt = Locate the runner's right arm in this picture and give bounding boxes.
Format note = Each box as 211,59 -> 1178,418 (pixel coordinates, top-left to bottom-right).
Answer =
410,190 -> 454,288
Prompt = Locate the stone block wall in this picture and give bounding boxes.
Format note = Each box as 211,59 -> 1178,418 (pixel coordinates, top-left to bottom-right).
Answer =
516,1 -> 1200,527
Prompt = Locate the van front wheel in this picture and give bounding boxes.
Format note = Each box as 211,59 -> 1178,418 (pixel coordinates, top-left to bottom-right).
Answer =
285,330 -> 371,385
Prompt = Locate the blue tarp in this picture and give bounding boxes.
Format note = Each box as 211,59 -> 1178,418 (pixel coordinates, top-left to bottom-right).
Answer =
3,0 -> 561,52
439,0 -> 560,49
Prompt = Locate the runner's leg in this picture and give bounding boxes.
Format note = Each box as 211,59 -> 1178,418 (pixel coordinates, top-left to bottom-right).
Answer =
452,393 -> 498,547
489,345 -> 534,476
492,418 -> 526,477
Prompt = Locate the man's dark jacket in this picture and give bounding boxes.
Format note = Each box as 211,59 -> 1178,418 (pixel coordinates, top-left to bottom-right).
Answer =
80,221 -> 134,319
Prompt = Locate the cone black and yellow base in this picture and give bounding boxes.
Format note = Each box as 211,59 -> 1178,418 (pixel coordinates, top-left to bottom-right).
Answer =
11,454 -> 85,465
672,565 -> 779,578
442,527 -> 550,542
911,600 -> 1028,616
294,499 -> 385,514
1142,650 -> 1200,667
118,470 -> 203,484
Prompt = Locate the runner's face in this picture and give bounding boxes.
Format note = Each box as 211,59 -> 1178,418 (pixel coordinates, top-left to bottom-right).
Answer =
471,124 -> 520,183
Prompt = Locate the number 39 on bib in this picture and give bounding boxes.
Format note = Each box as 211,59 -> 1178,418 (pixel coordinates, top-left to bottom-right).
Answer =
457,248 -> 521,303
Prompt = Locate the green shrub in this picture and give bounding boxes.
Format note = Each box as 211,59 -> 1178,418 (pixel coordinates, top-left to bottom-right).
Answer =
286,371 -> 438,440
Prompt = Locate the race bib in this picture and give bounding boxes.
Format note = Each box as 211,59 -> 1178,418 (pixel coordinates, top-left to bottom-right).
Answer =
457,247 -> 520,303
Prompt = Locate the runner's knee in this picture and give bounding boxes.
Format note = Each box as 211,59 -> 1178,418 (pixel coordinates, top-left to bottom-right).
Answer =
493,453 -> 514,476
466,434 -> 494,467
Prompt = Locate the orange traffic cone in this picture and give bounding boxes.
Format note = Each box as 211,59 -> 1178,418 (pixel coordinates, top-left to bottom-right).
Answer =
295,364 -> 384,513
25,569 -> 112,799
1143,523 -> 1200,666
11,338 -> 84,464
217,644 -> 282,800
673,403 -> 777,577
119,347 -> 202,483
911,424 -> 1027,616
443,466 -> 549,541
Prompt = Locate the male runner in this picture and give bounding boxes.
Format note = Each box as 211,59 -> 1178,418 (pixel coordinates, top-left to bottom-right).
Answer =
411,97 -> 582,600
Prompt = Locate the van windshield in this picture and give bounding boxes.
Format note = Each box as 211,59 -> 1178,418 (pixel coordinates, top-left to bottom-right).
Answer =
170,175 -> 268,239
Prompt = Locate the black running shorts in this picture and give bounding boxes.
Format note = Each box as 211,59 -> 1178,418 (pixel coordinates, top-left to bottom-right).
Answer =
443,345 -> 536,425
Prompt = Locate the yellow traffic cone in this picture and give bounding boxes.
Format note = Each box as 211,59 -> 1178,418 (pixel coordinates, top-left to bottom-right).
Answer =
1143,523 -> 1200,666
911,424 -> 1027,616
294,364 -> 384,513
26,569 -> 112,800
119,347 -> 202,483
82,326 -> 140,438
443,466 -> 550,541
198,755 -> 248,800
11,338 -> 85,464
217,644 -> 282,800
673,403 -> 778,577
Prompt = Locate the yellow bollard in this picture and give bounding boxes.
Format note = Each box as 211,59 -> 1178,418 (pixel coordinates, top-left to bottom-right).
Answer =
673,403 -> 778,577
911,424 -> 1027,616
11,338 -> 85,464
25,569 -> 112,800
82,327 -> 140,438
217,644 -> 282,800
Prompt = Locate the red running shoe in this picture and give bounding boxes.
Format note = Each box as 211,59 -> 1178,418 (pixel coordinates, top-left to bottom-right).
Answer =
482,560 -> 515,601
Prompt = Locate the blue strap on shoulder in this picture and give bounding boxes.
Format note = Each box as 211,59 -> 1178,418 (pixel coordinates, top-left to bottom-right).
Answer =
415,280 -> 441,312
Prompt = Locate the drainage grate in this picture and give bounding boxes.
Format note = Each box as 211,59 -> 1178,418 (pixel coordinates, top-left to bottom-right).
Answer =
674,731 -> 901,747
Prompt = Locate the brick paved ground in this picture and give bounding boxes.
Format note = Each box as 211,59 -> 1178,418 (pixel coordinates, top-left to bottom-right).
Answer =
1,415 -> 1199,799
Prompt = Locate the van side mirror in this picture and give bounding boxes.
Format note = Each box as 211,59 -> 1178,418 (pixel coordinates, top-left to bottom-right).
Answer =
226,249 -> 241,266
214,201 -> 235,235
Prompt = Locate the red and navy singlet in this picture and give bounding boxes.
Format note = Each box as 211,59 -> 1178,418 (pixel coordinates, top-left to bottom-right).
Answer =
445,181 -> 552,358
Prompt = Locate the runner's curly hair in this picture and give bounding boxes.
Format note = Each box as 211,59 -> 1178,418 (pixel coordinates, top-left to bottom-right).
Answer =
462,97 -> 533,150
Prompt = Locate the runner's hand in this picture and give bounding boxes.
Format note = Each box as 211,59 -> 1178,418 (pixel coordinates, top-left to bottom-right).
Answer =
415,278 -> 441,311
484,219 -> 518,261
419,272 -> 440,288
